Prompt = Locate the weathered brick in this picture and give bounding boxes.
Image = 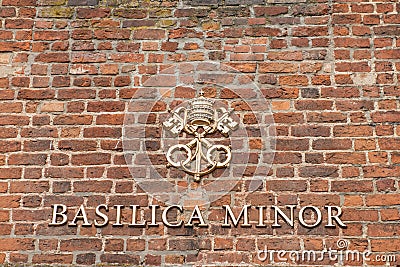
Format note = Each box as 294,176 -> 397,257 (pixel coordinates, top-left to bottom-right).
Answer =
23,140 -> 51,151
83,127 -> 122,138
299,166 -> 338,178
325,152 -> 366,164
40,7 -> 73,18
291,125 -> 330,137
35,53 -> 69,63
58,140 -> 97,151
32,254 -> 73,264
0,238 -> 34,251
0,196 -> 21,208
133,29 -> 166,40
71,153 -> 111,165
73,180 -> 112,192
61,239 -> 102,252
53,115 -> 92,125
8,154 -> 47,165
334,125 -> 373,137
10,181 -> 49,193
100,254 -> 140,264
332,181 -> 372,192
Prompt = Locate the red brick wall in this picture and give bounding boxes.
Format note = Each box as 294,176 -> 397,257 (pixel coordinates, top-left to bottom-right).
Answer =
0,0 -> 400,265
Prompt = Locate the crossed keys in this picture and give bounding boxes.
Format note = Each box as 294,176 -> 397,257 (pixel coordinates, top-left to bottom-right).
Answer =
163,93 -> 238,181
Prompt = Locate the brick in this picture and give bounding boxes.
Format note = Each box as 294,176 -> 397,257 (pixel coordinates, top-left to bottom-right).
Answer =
366,194 -> 400,206
58,140 -> 97,151
334,125 -> 373,137
379,138 -> 400,150
184,0 -> 219,5
61,239 -> 102,251
94,29 -> 130,40
333,14 -> 361,24
273,112 -> 304,123
21,127 -> 58,138
0,196 -> 20,208
363,166 -> 400,178
259,62 -> 298,73
40,7 -> 73,18
87,101 -> 125,112
0,238 -> 34,251
325,152 -> 366,164
83,127 -> 122,138
293,26 -> 328,37
76,253 -> 96,265
268,51 -> 303,61
0,141 -> 20,152
10,181 -> 49,193
335,62 -> 371,72
109,53 -> 144,63
133,29 -> 166,40
371,239 -> 400,252
73,180 -> 112,192
273,152 -> 302,164
312,139 -> 352,150
334,38 -> 370,48
18,89 -> 55,100
291,125 -> 330,137
267,180 -> 307,192
71,153 -> 111,165
77,8 -> 110,19
45,167 -> 84,178
68,0 -> 98,5
262,88 -> 298,99
336,100 -> 374,111
96,114 -> 124,125
33,254 -> 73,264
332,181 -> 372,192
41,102 -> 64,112
5,19 -> 33,29
50,153 -> 69,166
34,31 -> 69,40
106,167 -> 133,179
71,52 -> 106,63
208,252 -> 251,264
299,166 -> 338,178
104,239 -> 124,252
371,111 -> 400,123
254,6 -> 287,16
58,89 -> 96,100
0,8 -> 16,17
35,53 -> 69,63
8,154 -> 47,165
292,4 -> 328,16
100,254 -> 140,264
295,100 -> 333,110
54,115 -> 92,125
71,29 -> 93,40
276,138 -> 309,151
321,87 -> 359,98
127,239 -> 145,251
52,76 -> 70,87
341,209 -> 378,222
23,140 -> 51,151
113,9 -> 147,19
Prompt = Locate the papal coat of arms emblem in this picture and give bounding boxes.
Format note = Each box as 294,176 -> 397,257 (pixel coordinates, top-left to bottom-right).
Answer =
163,91 -> 238,182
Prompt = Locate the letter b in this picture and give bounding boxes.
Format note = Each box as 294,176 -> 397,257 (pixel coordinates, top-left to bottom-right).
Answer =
49,204 -> 68,226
